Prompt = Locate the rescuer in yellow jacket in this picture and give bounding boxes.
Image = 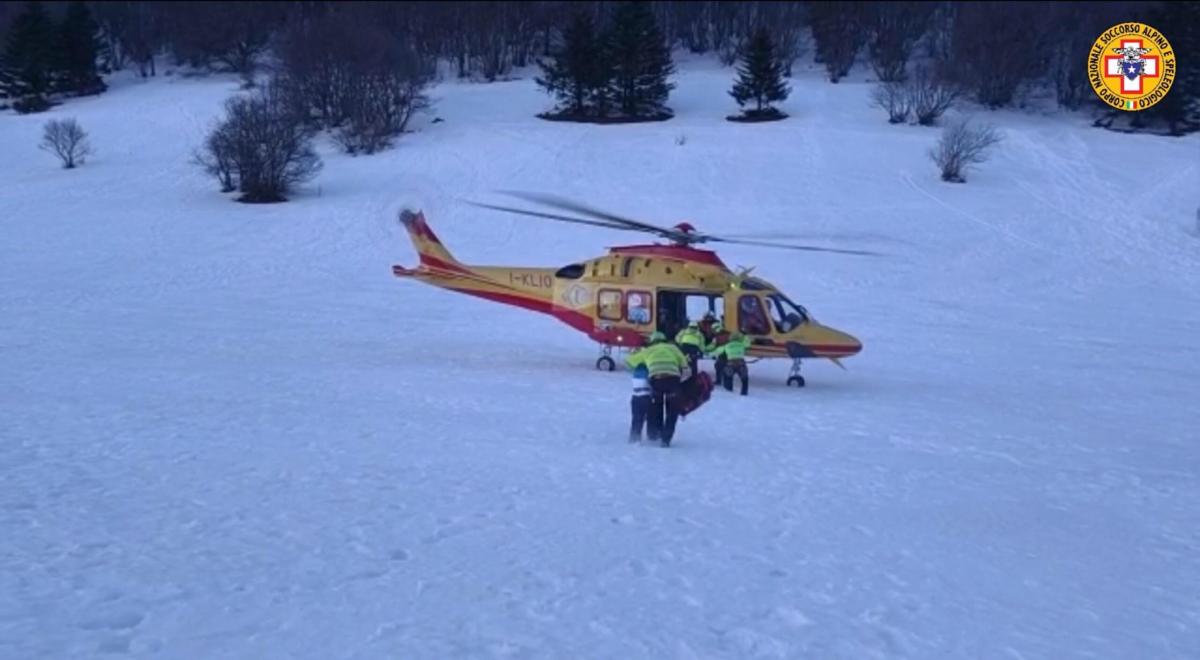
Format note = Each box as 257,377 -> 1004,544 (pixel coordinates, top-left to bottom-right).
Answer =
625,332 -> 689,447
675,321 -> 705,374
712,331 -> 752,395
705,322 -> 731,383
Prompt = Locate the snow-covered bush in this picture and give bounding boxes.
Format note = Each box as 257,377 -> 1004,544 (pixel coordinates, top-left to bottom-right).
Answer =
929,116 -> 1003,183
40,118 -> 92,169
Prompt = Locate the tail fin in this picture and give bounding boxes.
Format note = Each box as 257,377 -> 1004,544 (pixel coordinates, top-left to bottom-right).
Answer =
395,209 -> 461,275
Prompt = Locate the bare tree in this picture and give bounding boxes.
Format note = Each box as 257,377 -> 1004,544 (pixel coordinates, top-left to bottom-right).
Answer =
865,1 -> 934,82
942,1 -> 1049,108
906,65 -> 959,126
162,1 -> 284,80
40,118 -> 93,169
929,116 -> 1003,183
335,69 -> 432,155
810,1 -> 866,83
277,7 -> 433,155
191,123 -> 236,192
197,82 -> 322,203
871,81 -> 910,123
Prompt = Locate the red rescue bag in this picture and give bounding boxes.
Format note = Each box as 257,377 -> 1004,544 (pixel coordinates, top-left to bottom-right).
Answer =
672,372 -> 714,418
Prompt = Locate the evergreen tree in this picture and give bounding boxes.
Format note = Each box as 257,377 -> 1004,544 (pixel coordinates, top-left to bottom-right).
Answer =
57,0 -> 106,96
1,1 -> 56,99
535,11 -> 606,117
1143,1 -> 1199,135
729,27 -> 790,114
604,1 -> 675,118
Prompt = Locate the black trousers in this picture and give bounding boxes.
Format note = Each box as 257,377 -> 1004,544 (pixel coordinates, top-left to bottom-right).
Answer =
629,395 -> 650,441
723,359 -> 749,395
680,344 -> 701,374
647,376 -> 682,443
714,353 -> 727,386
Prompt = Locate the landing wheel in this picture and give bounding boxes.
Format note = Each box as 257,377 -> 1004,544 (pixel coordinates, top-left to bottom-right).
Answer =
596,356 -> 616,371
787,358 -> 805,388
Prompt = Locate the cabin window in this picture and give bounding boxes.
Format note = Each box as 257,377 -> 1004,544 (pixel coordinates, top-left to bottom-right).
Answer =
625,290 -> 652,325
738,294 -> 771,336
555,264 -> 585,279
598,289 -> 623,321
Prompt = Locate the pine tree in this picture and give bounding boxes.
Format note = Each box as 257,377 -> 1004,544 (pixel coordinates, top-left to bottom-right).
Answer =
729,27 -> 790,115
1143,1 -> 1200,135
1,1 -> 57,100
535,11 -> 606,117
604,1 -> 675,118
57,0 -> 106,96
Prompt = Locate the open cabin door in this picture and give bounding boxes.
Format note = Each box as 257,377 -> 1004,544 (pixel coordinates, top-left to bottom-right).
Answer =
657,290 -> 724,339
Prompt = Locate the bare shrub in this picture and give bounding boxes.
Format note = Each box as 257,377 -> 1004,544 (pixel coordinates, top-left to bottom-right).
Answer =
866,1 -> 935,83
871,81 -> 910,123
929,116 -> 1003,183
191,123 -> 237,192
40,118 -> 92,169
906,66 -> 960,126
196,82 -> 322,203
278,12 -> 432,155
333,45 -> 433,156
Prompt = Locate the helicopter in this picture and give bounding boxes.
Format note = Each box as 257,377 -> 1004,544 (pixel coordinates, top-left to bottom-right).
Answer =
391,192 -> 878,387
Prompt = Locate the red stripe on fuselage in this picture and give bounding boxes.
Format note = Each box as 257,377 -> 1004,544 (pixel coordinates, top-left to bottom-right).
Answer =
445,286 -> 593,333
420,255 -> 476,277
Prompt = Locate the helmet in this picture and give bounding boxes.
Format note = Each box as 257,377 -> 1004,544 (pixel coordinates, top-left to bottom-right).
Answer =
688,321 -> 698,329
648,331 -> 666,344
713,322 -> 723,333
703,311 -> 715,320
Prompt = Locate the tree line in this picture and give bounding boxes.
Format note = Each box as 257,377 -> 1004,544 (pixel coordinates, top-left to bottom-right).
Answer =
3,1 -> 1196,134
0,0 -> 104,112
5,1 -> 1197,202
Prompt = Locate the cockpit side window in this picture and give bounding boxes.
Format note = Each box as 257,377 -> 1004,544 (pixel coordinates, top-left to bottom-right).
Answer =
767,294 -> 809,332
738,295 -> 770,336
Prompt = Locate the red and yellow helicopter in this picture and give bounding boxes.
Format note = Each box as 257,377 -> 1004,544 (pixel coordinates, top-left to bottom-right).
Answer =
392,192 -> 877,387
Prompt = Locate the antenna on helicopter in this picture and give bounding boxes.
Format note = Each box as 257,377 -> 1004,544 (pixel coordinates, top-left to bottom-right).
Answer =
465,191 -> 884,257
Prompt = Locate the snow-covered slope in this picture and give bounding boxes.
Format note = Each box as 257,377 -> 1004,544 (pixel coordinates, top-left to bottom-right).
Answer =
2,55 -> 1198,659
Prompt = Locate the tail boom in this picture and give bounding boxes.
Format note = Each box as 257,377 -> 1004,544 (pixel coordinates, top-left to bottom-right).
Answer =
392,209 -> 566,321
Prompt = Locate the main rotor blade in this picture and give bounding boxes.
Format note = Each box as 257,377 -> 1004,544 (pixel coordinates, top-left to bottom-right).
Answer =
703,235 -> 884,257
466,200 -> 641,232
497,190 -> 684,239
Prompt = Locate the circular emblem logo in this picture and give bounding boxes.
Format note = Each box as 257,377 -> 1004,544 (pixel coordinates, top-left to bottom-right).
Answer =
1089,22 -> 1176,112
563,284 -> 590,308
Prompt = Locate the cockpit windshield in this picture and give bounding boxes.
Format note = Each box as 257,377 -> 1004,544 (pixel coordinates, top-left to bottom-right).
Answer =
766,293 -> 812,333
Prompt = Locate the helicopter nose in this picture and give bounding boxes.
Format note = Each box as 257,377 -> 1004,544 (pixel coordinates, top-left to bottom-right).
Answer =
822,327 -> 862,357
835,331 -> 862,356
